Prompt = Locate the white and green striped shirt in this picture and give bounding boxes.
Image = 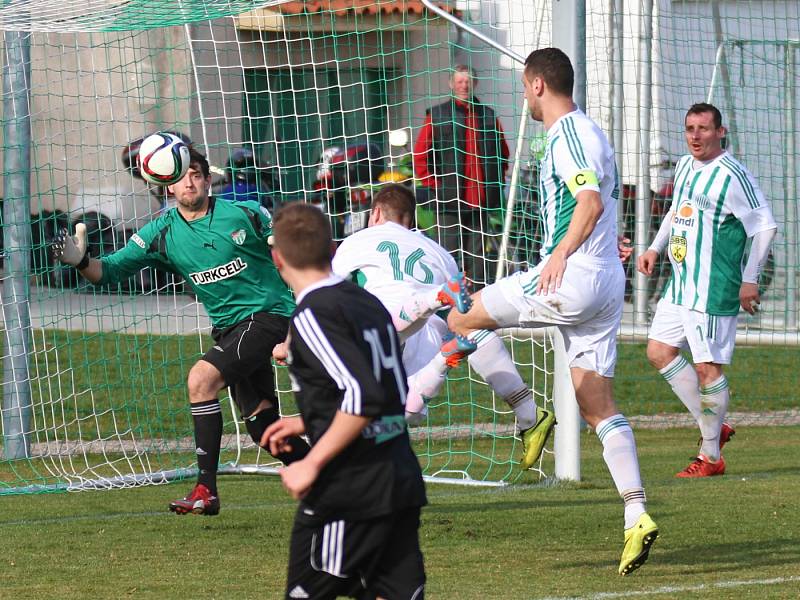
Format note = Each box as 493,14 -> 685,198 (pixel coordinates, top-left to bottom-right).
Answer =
665,151 -> 776,315
537,109 -> 620,261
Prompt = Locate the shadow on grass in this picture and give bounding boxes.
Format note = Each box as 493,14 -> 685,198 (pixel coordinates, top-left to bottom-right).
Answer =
563,537 -> 800,573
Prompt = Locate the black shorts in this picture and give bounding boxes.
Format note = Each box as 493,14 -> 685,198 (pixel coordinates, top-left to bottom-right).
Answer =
286,506 -> 425,600
202,312 -> 289,418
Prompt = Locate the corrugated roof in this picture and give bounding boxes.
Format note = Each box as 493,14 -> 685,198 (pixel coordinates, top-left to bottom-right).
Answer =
274,0 -> 457,17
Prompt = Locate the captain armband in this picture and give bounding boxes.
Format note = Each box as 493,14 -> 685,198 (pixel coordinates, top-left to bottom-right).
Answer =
566,169 -> 600,196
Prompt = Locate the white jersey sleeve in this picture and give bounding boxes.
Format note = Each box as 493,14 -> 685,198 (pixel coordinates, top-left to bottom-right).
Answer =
719,155 -> 777,236
538,110 -> 619,260
552,120 -> 604,197
331,236 -> 363,280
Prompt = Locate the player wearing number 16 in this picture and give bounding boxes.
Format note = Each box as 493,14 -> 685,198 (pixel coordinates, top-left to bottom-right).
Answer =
637,103 -> 777,478
262,202 -> 427,600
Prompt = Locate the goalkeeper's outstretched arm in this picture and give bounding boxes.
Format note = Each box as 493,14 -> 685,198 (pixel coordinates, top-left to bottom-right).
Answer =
50,224 -> 103,284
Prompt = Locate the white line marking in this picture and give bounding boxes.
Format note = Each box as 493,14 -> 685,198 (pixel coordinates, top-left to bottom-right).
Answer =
536,576 -> 800,600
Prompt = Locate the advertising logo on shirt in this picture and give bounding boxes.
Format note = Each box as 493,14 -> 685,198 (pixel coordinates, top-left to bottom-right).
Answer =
672,203 -> 696,228
189,257 -> 248,285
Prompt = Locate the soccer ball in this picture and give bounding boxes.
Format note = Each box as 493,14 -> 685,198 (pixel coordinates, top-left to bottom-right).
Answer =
137,132 -> 190,186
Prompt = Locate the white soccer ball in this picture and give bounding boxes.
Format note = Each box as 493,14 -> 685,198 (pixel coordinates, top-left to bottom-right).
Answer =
137,132 -> 190,186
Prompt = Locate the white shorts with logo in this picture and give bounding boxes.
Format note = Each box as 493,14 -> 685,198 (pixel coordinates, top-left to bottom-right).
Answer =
481,253 -> 624,377
401,313 -> 449,376
648,298 -> 737,364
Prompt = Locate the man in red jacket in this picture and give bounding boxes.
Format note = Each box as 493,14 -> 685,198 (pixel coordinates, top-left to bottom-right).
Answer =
413,65 -> 509,287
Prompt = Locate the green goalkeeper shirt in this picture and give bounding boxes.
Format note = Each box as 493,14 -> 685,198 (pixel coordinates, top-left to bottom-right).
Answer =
98,198 -> 294,328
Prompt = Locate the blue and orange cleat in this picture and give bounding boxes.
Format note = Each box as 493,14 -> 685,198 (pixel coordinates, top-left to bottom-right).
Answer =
437,272 -> 473,314
440,332 -> 477,368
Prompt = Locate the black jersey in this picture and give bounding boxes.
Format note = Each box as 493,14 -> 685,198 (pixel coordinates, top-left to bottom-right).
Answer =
288,276 -> 427,521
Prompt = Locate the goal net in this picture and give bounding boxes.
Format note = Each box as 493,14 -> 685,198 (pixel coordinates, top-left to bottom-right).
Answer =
3,0 -> 797,496
0,0 -> 554,494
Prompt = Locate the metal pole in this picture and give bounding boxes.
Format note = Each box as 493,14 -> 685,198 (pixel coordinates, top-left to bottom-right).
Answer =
611,0 -> 625,230
633,0 -> 653,322
550,0 -> 586,482
495,99 -> 529,280
711,1 -> 739,155
2,30 -> 34,460
785,43 -> 797,329
551,328 -> 580,481
421,0 -> 527,65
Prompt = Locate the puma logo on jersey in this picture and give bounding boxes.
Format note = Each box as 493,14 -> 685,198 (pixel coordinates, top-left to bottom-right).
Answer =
189,257 -> 248,285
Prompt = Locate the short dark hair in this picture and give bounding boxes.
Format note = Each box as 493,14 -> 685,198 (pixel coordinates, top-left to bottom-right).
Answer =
372,184 -> 416,228
188,146 -> 210,178
524,48 -> 574,97
272,202 -> 332,270
685,103 -> 723,129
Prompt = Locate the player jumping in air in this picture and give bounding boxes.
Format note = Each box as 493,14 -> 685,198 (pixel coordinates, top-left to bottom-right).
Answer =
332,183 -> 555,468
448,47 -> 658,575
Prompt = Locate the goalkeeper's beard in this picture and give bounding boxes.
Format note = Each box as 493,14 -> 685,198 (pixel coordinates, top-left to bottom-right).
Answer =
176,191 -> 209,213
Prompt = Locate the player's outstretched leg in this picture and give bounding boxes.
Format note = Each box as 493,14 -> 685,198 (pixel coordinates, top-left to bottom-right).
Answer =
437,272 -> 472,314
520,407 -> 557,470
169,483 -> 220,516
619,512 -> 659,575
390,273 -> 470,343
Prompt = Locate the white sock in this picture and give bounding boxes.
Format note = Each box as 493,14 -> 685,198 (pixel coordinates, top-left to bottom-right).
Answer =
659,355 -> 703,421
391,289 -> 444,342
405,391 -> 428,426
467,330 -> 538,430
407,353 -> 449,406
596,414 -> 646,529
698,375 -> 729,461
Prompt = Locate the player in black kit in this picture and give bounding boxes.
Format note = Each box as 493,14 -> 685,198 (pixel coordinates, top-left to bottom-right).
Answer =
263,202 -> 427,600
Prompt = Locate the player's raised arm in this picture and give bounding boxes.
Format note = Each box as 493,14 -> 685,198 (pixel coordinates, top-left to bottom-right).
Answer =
50,223 -> 102,283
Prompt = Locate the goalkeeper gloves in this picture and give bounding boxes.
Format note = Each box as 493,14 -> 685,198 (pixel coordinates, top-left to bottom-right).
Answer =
51,223 -> 89,269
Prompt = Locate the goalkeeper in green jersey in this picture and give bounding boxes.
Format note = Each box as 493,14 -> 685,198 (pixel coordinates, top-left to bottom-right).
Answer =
51,146 -> 309,515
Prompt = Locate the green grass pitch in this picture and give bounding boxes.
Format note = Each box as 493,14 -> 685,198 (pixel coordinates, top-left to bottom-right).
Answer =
1,426 -> 798,599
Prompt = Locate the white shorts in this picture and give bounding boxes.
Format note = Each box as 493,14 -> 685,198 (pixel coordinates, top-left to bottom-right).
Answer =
648,298 -> 736,365
481,253 -> 624,377
402,313 -> 449,375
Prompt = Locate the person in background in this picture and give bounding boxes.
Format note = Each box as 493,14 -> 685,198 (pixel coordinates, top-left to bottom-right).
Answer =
413,64 -> 509,287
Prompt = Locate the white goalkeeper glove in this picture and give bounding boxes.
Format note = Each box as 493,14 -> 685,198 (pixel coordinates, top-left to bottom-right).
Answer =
51,223 -> 88,268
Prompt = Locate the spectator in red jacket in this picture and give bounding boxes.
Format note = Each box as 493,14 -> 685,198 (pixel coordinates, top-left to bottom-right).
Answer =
413,65 -> 509,286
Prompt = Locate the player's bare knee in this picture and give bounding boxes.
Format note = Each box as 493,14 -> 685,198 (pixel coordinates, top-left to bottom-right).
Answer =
695,361 -> 723,385
646,340 -> 677,370
187,360 -> 225,402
